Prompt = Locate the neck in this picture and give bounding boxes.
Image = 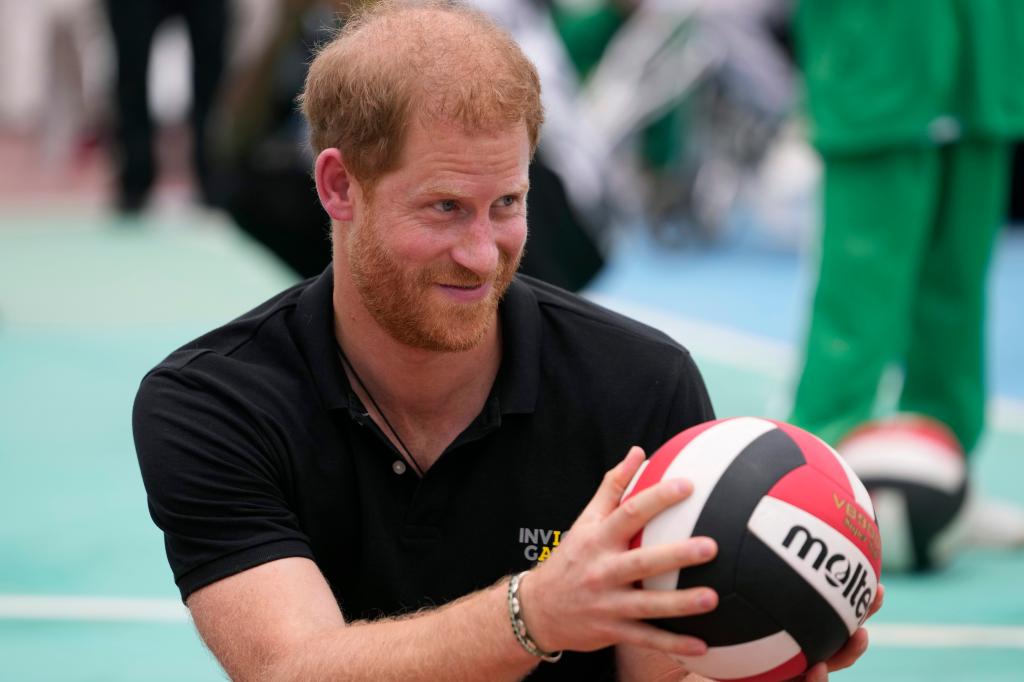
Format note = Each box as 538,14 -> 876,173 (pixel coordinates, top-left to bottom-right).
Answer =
331,261 -> 503,466
337,311 -> 502,418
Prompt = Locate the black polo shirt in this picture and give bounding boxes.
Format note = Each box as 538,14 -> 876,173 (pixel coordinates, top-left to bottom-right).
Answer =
133,267 -> 714,680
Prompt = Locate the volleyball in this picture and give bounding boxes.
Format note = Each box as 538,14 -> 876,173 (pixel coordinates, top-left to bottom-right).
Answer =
839,415 -> 967,572
622,417 -> 881,682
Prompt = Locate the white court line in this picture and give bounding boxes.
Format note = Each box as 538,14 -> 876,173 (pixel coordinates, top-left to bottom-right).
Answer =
0,595 -> 189,622
868,624 -> 1024,649
2,593 -> 1022,649
587,294 -> 1024,436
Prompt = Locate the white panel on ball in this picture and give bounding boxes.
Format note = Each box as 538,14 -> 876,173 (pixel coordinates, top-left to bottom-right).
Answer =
674,629 -> 801,680
869,488 -> 914,572
747,496 -> 876,634
841,433 -> 964,493
642,417 -> 777,591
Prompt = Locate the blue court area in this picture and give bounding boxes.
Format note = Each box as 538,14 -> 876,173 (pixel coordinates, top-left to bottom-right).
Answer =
1,209 -> 1022,680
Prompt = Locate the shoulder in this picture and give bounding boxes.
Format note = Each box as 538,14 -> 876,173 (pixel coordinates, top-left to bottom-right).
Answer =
517,274 -> 694,364
134,275 -> 323,440
507,276 -> 714,462
156,277 -> 311,374
507,275 -> 709,416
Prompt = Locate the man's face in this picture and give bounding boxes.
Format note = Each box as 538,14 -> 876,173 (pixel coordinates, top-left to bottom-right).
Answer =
346,119 -> 530,352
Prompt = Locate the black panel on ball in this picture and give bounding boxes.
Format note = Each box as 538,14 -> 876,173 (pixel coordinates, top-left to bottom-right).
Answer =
675,428 -> 806,596
653,592 -> 782,647
863,478 -> 967,571
738,533 -> 852,667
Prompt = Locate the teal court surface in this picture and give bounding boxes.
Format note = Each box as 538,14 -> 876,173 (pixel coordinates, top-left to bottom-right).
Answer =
1,209 -> 1022,680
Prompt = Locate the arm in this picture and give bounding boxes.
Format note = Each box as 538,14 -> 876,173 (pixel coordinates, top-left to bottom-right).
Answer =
187,447 -> 720,680
188,557 -> 539,682
186,445 -> 881,681
616,645 -> 693,681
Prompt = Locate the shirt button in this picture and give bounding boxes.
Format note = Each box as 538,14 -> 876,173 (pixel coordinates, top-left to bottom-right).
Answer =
392,460 -> 407,475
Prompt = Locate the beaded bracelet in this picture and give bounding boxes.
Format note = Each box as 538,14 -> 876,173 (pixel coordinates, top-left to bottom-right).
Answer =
507,571 -> 563,663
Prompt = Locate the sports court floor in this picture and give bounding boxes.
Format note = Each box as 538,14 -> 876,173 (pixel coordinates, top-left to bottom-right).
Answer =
1,204 -> 1022,680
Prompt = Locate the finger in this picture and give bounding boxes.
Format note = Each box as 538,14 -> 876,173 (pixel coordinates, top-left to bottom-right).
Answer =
800,662 -> 828,682
578,446 -> 647,521
826,628 -> 869,672
604,537 -> 718,585
604,477 -> 694,541
610,586 -> 718,621
868,583 -> 885,619
613,619 -> 709,659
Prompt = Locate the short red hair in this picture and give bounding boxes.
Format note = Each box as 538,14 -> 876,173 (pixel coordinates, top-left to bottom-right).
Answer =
299,0 -> 544,191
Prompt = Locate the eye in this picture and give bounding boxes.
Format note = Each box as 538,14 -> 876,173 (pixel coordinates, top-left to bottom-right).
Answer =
434,199 -> 459,213
497,195 -> 519,208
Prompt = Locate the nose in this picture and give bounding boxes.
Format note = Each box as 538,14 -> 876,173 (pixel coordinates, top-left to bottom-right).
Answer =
451,214 -> 499,278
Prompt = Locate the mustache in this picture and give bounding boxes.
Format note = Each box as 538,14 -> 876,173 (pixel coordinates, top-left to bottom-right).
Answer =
422,253 -> 519,288
423,264 -> 486,288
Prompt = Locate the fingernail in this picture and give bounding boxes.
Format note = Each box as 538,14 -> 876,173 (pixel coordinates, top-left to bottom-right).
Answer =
672,479 -> 692,496
696,538 -> 716,559
698,591 -> 716,610
683,640 -> 707,656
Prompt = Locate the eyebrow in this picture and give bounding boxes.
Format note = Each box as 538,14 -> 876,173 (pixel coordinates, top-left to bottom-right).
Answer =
417,181 -> 531,199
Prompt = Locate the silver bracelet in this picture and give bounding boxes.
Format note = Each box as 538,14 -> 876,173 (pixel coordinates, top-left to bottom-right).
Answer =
507,571 -> 563,663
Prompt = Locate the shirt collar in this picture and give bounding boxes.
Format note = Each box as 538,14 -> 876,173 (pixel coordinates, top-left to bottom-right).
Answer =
293,266 -> 540,416
494,276 -> 540,415
293,265 -> 353,411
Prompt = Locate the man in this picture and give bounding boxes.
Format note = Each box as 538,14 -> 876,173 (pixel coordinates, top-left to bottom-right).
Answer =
133,2 -> 872,679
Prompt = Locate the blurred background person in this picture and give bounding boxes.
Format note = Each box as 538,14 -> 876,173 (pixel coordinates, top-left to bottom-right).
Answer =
207,0 -> 337,277
476,0 -> 794,277
104,0 -> 228,212
789,0 -> 1024,548
0,0 -> 112,200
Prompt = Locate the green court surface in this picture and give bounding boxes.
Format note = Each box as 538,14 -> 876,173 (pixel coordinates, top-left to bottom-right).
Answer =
1,211 -> 1022,680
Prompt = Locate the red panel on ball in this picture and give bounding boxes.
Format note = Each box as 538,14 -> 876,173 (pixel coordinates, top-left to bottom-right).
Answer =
843,415 -> 963,459
767,466 -> 882,577
725,651 -> 808,682
774,420 -> 853,497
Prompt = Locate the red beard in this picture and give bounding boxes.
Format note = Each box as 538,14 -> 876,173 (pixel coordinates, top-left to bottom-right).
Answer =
348,208 -> 522,352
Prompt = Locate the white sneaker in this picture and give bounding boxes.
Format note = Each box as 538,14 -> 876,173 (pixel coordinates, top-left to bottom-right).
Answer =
959,493 -> 1024,549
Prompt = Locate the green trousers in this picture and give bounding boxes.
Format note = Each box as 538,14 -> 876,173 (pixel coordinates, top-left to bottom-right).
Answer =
790,141 -> 1011,453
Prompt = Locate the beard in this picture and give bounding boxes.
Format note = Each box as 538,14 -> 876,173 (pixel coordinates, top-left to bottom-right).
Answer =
348,207 -> 522,352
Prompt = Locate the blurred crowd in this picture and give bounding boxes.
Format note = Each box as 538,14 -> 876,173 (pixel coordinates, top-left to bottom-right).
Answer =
0,0 -> 791,287
0,0 -> 1021,288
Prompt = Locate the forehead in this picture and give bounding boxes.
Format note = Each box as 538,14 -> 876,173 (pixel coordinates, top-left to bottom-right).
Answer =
385,118 -> 531,195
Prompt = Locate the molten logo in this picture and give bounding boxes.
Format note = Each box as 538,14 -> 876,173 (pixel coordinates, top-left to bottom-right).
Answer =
782,525 -> 874,622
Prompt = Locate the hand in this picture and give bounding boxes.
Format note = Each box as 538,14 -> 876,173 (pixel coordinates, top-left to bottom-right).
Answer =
795,584 -> 885,682
519,447 -> 719,658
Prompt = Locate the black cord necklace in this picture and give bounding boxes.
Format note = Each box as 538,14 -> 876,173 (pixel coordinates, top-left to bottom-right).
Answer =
336,345 -> 425,477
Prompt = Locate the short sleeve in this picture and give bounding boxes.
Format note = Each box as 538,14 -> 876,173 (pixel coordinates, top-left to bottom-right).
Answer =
663,350 -> 716,439
132,361 -> 315,601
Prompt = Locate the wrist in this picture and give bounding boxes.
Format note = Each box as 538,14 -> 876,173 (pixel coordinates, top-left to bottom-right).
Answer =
509,570 -> 561,662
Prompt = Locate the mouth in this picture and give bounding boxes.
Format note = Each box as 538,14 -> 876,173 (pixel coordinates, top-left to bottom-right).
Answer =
437,281 -> 491,303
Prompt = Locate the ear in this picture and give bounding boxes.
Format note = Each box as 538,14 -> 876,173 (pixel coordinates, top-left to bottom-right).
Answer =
315,148 -> 358,222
